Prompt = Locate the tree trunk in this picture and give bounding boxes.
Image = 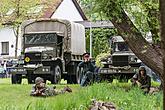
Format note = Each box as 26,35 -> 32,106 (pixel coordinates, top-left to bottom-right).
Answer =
109,9 -> 163,79
160,0 -> 165,109
97,0 -> 164,108
14,26 -> 19,59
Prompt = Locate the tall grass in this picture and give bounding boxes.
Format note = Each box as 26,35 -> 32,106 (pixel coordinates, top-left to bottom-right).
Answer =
0,79 -> 162,110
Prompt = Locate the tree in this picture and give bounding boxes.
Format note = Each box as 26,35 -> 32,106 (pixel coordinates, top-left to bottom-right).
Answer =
160,0 -> 165,109
0,0 -> 51,58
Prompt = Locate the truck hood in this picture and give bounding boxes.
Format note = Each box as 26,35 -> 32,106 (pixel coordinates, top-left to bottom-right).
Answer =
112,51 -> 135,56
25,46 -> 53,53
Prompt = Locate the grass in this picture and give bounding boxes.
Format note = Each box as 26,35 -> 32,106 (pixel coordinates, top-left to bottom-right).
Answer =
0,78 -> 162,110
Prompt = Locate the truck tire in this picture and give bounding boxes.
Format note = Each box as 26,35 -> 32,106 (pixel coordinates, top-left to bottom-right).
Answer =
107,77 -> 113,83
100,75 -> 113,83
51,65 -> 61,84
118,75 -> 129,83
67,64 -> 78,84
11,74 -> 22,84
11,74 -> 17,84
17,75 -> 22,84
27,76 -> 35,84
67,75 -> 77,84
27,71 -> 35,84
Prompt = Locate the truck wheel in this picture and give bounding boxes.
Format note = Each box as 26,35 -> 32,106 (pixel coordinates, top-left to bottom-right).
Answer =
67,75 -> 77,84
76,67 -> 83,84
107,77 -> 113,83
51,65 -> 61,84
27,71 -> 35,84
67,64 -> 78,84
118,79 -> 128,83
11,74 -> 22,84
11,74 -> 17,84
17,75 -> 22,84
27,76 -> 34,84
118,75 -> 128,83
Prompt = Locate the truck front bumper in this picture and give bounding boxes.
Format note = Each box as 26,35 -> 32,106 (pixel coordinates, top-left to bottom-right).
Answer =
8,64 -> 51,75
8,67 -> 27,75
98,66 -> 138,75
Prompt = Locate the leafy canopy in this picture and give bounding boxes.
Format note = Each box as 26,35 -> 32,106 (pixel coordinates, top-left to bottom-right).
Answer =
0,0 -> 52,27
80,0 -> 159,43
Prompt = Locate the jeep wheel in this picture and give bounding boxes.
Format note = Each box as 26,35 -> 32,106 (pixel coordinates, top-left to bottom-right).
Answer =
51,65 -> 61,84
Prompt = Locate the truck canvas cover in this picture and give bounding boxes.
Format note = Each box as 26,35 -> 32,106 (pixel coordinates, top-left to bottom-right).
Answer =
21,18 -> 86,55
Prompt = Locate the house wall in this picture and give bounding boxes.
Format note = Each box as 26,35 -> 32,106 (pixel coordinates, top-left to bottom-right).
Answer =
0,27 -> 21,59
51,0 -> 84,21
0,0 -> 84,60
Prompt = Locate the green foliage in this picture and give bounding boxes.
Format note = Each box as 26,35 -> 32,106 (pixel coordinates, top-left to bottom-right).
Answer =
0,0 -> 42,26
95,52 -> 111,67
0,79 -> 162,110
80,0 -> 160,43
85,28 -> 117,58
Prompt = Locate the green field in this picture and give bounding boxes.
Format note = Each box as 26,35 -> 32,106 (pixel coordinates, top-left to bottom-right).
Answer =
0,78 -> 162,110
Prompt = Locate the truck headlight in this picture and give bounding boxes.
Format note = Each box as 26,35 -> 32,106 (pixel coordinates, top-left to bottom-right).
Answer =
42,53 -> 48,59
108,58 -> 112,63
42,68 -> 49,72
130,57 -> 134,62
130,57 -> 137,62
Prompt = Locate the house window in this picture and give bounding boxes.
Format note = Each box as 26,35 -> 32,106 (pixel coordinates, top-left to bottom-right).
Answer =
1,42 -> 9,55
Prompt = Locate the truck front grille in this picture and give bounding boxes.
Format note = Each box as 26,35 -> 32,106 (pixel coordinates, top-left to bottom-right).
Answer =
25,52 -> 41,64
112,55 -> 128,66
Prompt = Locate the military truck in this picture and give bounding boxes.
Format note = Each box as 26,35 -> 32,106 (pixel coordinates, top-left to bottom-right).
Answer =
98,36 -> 141,82
10,18 -> 86,84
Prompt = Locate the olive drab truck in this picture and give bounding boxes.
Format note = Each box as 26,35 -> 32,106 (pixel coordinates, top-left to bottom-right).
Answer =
98,36 -> 141,82
10,18 -> 86,84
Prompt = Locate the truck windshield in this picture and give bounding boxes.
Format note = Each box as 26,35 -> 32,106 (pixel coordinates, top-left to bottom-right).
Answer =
24,33 -> 57,44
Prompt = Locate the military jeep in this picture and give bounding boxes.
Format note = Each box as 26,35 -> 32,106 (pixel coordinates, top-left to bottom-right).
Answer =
98,36 -> 141,82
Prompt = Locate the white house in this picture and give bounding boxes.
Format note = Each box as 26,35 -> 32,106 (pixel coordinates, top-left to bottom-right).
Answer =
0,0 -> 87,60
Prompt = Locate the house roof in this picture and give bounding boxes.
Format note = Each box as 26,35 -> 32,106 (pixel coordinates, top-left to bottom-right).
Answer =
41,0 -> 63,18
1,0 -> 87,25
42,0 -> 87,20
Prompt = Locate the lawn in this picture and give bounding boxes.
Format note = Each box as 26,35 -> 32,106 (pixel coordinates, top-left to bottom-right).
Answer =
0,78 -> 162,110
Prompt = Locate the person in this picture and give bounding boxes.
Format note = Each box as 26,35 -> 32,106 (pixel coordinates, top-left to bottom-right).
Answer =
30,77 -> 72,97
131,66 -> 151,94
3,60 -> 7,78
78,52 -> 95,86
